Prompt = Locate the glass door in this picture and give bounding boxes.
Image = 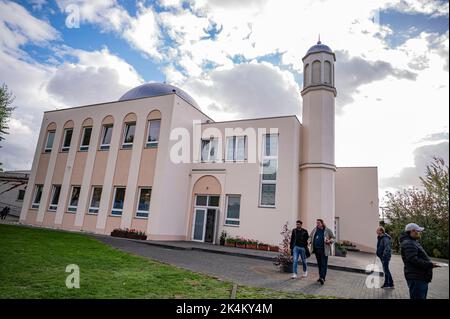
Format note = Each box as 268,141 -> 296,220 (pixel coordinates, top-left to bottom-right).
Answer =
192,208 -> 207,241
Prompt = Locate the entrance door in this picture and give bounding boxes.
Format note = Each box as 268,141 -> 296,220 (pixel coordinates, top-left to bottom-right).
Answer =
204,209 -> 216,243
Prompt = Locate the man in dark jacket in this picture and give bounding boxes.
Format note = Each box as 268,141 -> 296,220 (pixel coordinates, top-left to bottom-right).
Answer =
400,223 -> 440,299
376,226 -> 393,288
290,220 -> 309,279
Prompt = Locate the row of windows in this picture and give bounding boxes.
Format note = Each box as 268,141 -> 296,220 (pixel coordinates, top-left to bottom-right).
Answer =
44,119 -> 161,154
200,134 -> 278,163
31,184 -> 152,219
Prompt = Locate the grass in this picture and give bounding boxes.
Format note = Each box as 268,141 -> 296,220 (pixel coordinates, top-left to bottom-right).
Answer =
0,224 -> 331,299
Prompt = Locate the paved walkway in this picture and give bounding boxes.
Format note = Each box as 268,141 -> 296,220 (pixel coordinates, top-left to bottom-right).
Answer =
95,235 -> 449,299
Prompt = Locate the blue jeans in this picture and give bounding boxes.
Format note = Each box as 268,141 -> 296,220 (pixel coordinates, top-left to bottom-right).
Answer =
292,246 -> 307,274
380,258 -> 394,287
407,280 -> 428,299
314,249 -> 328,280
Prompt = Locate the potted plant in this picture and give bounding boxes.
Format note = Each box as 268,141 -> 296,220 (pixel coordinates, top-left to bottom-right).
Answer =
274,222 -> 293,273
235,237 -> 247,249
334,242 -> 347,257
225,237 -> 236,247
219,231 -> 227,246
258,242 -> 269,251
246,239 -> 258,250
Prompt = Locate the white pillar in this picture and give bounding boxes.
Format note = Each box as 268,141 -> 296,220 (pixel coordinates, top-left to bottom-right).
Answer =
120,114 -> 146,228
96,114 -> 124,231
55,121 -> 81,225
74,118 -> 102,227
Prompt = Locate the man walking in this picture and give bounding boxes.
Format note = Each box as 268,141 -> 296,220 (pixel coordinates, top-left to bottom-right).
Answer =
376,226 -> 394,288
400,223 -> 440,299
290,220 -> 309,279
310,219 -> 335,285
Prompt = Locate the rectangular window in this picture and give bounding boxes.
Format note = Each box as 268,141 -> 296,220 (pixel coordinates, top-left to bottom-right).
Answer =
80,127 -> 92,151
49,185 -> 61,211
61,128 -> 73,152
111,187 -> 125,216
122,122 -> 136,149
260,134 -> 278,207
201,138 -> 218,162
146,119 -> 160,148
260,183 -> 276,207
226,136 -> 246,161
225,195 -> 241,226
31,185 -> 43,209
208,196 -> 220,207
44,131 -> 55,153
136,188 -> 151,218
264,133 -> 278,157
89,186 -> 102,214
17,189 -> 25,201
100,124 -> 113,150
67,186 -> 81,212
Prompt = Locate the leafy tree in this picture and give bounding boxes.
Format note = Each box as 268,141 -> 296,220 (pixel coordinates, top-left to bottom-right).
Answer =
0,83 -> 15,171
383,157 -> 449,258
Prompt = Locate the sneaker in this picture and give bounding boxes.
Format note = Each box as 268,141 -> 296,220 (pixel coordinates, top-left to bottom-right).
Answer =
301,271 -> 308,278
291,273 -> 297,279
319,278 -> 324,285
386,285 -> 395,289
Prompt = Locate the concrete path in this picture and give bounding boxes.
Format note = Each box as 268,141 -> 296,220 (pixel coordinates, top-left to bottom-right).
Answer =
95,235 -> 449,299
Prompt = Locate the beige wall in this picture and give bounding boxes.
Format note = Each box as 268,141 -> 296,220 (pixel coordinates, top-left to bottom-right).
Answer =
335,167 -> 379,252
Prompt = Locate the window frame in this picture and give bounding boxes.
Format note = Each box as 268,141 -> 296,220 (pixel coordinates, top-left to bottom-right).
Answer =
146,119 -> 161,148
225,136 -> 246,162
79,126 -> 92,151
44,130 -> 55,153
200,137 -> 219,162
225,194 -> 241,227
48,185 -> 61,211
61,128 -> 73,152
67,185 -> 81,212
122,122 -> 136,149
100,124 -> 113,150
135,187 -> 151,219
88,186 -> 102,214
259,133 -> 278,208
111,187 -> 126,216
31,184 -> 43,209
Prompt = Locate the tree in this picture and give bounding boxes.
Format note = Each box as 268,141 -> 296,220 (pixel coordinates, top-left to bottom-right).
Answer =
383,157 -> 449,258
0,83 -> 15,171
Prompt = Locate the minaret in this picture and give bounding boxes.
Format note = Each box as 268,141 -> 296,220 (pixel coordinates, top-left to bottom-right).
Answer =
300,39 -> 337,233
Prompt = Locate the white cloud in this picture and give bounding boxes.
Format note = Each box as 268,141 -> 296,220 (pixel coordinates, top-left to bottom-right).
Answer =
0,0 -> 59,55
184,61 -> 301,120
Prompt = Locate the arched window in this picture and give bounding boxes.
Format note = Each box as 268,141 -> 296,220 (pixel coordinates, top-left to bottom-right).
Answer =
312,61 -> 321,83
324,61 -> 332,85
304,64 -> 310,87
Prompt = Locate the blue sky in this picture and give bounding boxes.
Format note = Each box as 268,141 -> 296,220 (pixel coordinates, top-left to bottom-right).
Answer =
0,0 -> 449,194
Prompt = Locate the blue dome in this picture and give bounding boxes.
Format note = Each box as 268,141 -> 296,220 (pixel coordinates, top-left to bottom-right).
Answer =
306,41 -> 333,55
119,83 -> 199,107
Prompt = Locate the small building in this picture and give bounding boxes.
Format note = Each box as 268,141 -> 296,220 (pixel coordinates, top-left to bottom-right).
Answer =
19,41 -> 379,252
0,170 -> 30,217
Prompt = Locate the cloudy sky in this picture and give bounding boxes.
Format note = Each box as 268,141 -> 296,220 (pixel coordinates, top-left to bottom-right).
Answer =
0,0 -> 448,199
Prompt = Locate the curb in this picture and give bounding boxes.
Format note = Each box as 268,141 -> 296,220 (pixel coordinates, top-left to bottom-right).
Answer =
133,239 -> 384,277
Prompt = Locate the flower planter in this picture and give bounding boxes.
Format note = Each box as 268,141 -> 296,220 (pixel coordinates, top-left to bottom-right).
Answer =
246,243 -> 257,250
269,245 -> 279,252
335,249 -> 347,257
236,243 -> 246,249
258,244 -> 269,251
225,241 -> 236,247
220,239 -> 225,246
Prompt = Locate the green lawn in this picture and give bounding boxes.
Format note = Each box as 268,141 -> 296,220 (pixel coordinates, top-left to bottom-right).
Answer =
0,224 -> 330,299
